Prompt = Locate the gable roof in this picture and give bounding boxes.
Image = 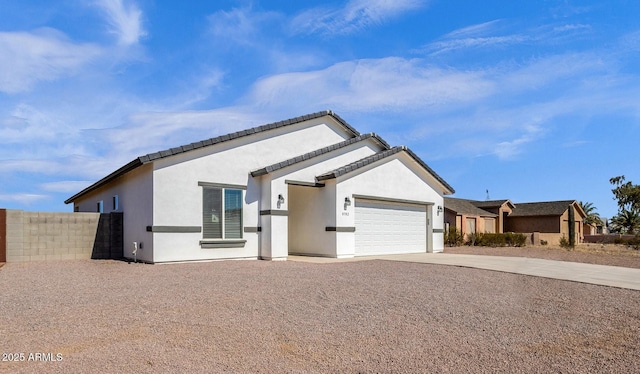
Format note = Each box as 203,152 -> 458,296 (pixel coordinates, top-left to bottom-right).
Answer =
509,200 -> 582,217
444,197 -> 497,217
315,146 -> 455,194
65,110 -> 359,204
250,133 -> 390,177
472,199 -> 515,210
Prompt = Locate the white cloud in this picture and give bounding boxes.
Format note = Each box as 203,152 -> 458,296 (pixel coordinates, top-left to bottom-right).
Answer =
552,24 -> 591,32
423,19 -> 593,56
0,28 -> 102,94
493,124 -> 545,159
0,193 -> 48,205
427,35 -> 528,55
40,181 -> 95,193
95,0 -> 146,46
208,6 -> 281,47
444,19 -> 505,39
245,57 -> 494,112
291,0 -> 426,36
101,108 -> 267,159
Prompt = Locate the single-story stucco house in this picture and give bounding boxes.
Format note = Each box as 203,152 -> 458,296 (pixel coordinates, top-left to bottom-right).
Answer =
444,198 -> 515,236
65,110 -> 455,263
504,200 -> 586,245
445,198 -> 585,245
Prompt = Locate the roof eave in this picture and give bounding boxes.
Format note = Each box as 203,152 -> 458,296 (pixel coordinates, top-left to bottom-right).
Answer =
64,158 -> 144,204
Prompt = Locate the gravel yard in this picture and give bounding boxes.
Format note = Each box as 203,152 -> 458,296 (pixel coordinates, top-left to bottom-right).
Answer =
1,258 -> 639,373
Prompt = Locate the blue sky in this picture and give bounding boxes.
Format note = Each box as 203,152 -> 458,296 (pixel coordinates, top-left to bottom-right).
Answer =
1,0 -> 639,219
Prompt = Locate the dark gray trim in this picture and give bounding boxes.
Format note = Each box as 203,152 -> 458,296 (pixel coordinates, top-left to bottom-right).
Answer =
433,228 -> 444,233
199,240 -> 247,248
260,210 -> 289,216
147,226 -> 202,233
353,194 -> 435,207
65,110 -> 360,204
325,226 -> 356,232
198,181 -> 247,190
285,180 -> 325,187
315,146 -> 455,194
251,133 -> 390,177
243,226 -> 262,233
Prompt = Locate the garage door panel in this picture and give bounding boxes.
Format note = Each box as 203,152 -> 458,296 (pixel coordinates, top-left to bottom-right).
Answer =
354,199 -> 427,256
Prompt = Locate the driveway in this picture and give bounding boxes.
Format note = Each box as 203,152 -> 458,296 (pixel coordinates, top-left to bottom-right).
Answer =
290,253 -> 640,290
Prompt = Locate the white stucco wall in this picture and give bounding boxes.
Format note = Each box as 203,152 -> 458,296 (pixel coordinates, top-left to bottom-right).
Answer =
73,163 -> 154,262
149,117 -> 354,262
288,184 -> 336,257
263,139 -> 383,258
334,154 -> 446,254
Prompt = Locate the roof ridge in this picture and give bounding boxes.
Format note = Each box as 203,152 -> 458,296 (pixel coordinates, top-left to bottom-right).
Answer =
315,145 -> 455,194
141,110 -> 359,163
66,110 -> 358,204
250,133 -> 391,177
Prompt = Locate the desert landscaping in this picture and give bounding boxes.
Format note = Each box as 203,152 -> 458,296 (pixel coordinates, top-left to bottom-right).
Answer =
1,246 -> 639,373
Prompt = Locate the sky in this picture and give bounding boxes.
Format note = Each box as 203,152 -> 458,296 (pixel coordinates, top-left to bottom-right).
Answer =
1,0 -> 639,219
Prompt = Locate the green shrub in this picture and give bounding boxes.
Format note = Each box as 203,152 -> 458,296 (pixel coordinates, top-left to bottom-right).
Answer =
479,233 -> 506,247
559,235 -> 574,249
444,227 -> 464,247
465,232 -> 480,246
463,232 -> 526,247
540,240 -> 548,246
626,235 -> 640,250
504,232 -> 527,247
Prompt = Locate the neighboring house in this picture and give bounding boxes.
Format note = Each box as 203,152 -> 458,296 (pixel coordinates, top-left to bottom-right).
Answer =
65,110 -> 455,263
444,198 -> 497,237
504,200 -> 586,245
584,217 -> 608,235
444,198 -> 514,237
445,198 -> 586,245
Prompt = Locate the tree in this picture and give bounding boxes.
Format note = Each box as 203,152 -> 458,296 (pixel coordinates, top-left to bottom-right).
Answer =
610,176 -> 640,213
609,176 -> 640,234
609,209 -> 640,234
579,201 -> 601,226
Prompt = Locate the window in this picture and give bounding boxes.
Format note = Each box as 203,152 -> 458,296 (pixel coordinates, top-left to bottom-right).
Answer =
203,187 -> 243,239
466,217 -> 476,234
113,195 -> 119,211
97,200 -> 104,213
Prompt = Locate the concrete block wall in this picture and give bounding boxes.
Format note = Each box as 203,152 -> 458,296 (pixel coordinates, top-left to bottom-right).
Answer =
2,210 -> 122,262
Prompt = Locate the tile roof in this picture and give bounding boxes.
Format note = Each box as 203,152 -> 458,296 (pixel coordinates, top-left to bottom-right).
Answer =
444,197 -> 498,217
138,110 -> 360,163
65,110 -> 359,204
508,200 -> 579,217
315,146 -> 455,194
472,199 -> 515,209
250,133 -> 390,177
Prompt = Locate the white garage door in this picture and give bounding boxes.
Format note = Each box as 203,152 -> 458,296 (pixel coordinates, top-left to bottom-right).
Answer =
354,199 -> 427,256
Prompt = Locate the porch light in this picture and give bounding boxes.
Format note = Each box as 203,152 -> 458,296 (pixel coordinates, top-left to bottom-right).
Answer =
344,197 -> 352,210
437,205 -> 443,215
277,194 -> 285,209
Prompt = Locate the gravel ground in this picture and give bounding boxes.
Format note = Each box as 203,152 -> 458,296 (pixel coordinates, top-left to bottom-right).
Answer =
1,259 -> 639,373
445,244 -> 640,269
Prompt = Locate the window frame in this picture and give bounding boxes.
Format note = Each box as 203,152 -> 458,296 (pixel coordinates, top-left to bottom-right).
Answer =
200,182 -> 246,241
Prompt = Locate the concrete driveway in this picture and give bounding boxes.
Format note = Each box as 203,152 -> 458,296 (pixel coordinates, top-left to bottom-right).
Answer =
289,253 -> 640,291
